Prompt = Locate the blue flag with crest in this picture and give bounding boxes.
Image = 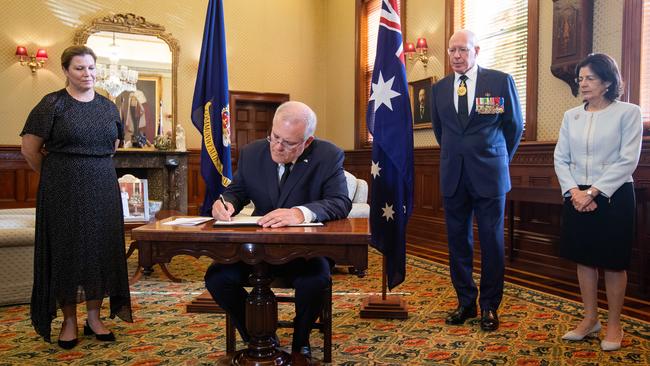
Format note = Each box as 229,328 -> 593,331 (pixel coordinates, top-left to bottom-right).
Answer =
191,0 -> 232,216
366,0 -> 414,290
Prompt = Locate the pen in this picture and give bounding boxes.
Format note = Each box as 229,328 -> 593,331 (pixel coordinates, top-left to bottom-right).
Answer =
219,195 -> 231,221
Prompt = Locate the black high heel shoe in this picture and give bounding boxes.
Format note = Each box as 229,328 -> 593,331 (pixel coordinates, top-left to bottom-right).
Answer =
57,338 -> 78,350
84,320 -> 116,342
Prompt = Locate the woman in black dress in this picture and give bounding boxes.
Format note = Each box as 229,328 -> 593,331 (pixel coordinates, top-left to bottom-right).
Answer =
21,45 -> 132,349
554,53 -> 643,351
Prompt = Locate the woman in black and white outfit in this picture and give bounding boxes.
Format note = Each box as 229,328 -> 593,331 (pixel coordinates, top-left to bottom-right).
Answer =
554,53 -> 643,351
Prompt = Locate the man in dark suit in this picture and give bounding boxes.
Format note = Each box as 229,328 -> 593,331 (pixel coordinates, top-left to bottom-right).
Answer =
414,87 -> 431,123
430,30 -> 523,331
205,101 -> 351,364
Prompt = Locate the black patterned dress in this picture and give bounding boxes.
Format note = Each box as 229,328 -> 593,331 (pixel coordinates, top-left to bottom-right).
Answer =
21,89 -> 133,342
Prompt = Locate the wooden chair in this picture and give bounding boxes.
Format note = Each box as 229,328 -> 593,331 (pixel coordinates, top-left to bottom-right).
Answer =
226,279 -> 333,363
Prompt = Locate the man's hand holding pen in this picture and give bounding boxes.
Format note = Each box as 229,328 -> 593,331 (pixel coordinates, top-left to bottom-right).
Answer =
212,195 -> 235,221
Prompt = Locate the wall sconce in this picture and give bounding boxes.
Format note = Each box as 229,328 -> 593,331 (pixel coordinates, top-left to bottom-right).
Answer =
15,46 -> 48,73
404,37 -> 428,68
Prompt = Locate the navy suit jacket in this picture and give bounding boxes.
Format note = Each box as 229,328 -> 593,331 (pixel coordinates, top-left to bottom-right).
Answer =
431,66 -> 523,197
222,138 -> 352,221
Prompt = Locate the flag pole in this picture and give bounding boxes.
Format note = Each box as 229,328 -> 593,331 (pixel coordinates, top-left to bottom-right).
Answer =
359,255 -> 408,319
360,0 -> 411,320
382,256 -> 387,300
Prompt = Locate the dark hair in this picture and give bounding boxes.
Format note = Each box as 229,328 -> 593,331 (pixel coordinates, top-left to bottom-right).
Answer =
60,45 -> 97,70
575,53 -> 623,101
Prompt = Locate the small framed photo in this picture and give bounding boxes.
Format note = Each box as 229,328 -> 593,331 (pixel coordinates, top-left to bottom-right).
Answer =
118,174 -> 150,222
409,77 -> 434,130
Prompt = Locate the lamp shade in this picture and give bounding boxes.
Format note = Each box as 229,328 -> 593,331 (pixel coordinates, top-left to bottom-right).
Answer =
35,49 -> 48,60
15,46 -> 28,57
416,37 -> 428,51
405,42 -> 416,54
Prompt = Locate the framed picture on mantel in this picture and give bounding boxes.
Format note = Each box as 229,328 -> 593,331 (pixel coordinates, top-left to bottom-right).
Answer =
118,174 -> 150,222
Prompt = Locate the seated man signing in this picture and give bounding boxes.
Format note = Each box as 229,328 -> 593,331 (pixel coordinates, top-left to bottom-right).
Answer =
205,101 -> 351,364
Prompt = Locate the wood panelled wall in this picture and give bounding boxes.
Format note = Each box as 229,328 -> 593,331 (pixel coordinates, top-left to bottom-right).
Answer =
187,148 -> 205,215
0,146 -> 39,208
4,142 -> 650,314
343,141 -> 650,315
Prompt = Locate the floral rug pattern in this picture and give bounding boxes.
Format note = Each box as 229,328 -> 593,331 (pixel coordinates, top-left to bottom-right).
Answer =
0,248 -> 648,365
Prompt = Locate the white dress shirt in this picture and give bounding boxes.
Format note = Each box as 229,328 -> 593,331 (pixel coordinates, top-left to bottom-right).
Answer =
277,162 -> 315,223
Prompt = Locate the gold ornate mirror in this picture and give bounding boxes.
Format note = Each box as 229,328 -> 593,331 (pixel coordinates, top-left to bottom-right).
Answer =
74,13 -> 179,149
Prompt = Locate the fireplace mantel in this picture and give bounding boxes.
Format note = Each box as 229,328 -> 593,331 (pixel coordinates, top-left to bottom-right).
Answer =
113,150 -> 188,213
0,146 -> 188,213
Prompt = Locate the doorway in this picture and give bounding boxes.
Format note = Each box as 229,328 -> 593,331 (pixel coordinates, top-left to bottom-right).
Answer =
229,91 -> 290,169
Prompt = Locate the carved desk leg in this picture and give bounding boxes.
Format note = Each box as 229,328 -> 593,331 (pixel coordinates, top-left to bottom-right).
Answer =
129,240 -> 182,284
219,262 -> 291,365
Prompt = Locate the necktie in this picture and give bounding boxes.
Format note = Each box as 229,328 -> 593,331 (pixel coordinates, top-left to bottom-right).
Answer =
458,74 -> 469,129
279,162 -> 292,190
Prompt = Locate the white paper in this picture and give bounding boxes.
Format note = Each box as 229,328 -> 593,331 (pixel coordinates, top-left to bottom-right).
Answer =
213,216 -> 324,227
162,217 -> 212,226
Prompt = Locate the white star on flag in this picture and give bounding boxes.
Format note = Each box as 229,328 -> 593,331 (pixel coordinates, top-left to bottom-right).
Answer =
369,71 -> 400,112
382,202 -> 395,221
371,160 -> 382,179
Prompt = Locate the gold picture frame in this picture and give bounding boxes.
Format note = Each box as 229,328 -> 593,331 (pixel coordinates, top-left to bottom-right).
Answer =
114,75 -> 162,147
409,77 -> 434,130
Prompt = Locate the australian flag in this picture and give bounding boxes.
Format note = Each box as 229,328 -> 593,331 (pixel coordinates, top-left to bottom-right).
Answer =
192,0 -> 232,216
367,0 -> 414,290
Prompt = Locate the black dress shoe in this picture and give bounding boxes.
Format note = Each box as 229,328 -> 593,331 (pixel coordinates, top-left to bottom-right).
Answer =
271,333 -> 280,348
299,346 -> 312,359
445,305 -> 477,325
84,320 -> 116,341
290,347 -> 313,366
480,310 -> 499,331
57,338 -> 78,350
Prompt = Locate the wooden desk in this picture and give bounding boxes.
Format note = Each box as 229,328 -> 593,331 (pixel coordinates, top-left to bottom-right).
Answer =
131,217 -> 370,366
126,210 -> 182,284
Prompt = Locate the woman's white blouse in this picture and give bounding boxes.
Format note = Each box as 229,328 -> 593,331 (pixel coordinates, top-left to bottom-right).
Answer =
553,101 -> 643,197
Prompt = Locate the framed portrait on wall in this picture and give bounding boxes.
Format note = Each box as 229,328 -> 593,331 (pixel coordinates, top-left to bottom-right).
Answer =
115,75 -> 162,147
408,77 -> 433,130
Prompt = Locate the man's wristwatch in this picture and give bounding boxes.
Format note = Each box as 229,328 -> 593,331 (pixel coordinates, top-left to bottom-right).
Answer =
586,189 -> 595,198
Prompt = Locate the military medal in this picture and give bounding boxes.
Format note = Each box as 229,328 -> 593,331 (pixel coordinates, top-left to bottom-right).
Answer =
476,96 -> 505,114
457,80 -> 467,96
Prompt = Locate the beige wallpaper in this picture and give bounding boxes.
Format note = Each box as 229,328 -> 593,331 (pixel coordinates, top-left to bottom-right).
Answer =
404,0 -> 625,145
405,0 -> 446,148
0,0 -> 626,149
323,0 -> 356,149
536,0 -> 623,141
0,0 -> 357,150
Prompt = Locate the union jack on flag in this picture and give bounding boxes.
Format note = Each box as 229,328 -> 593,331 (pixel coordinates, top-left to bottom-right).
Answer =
367,0 -> 414,290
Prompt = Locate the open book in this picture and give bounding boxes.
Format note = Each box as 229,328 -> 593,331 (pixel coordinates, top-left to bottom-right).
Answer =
213,216 -> 323,227
162,217 -> 212,226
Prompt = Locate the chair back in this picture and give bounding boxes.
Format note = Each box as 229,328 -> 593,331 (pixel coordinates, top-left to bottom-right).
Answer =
343,170 -> 370,218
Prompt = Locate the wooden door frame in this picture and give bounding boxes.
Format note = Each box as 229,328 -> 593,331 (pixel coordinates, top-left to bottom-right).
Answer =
229,90 -> 290,156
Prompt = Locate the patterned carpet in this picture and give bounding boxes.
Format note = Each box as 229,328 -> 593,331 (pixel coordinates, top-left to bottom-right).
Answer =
0,248 -> 649,365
